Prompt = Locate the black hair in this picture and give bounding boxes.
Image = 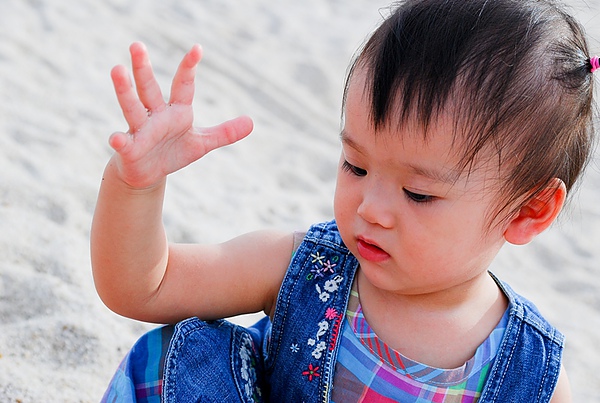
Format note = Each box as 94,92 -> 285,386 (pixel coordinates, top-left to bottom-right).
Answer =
343,0 -> 596,225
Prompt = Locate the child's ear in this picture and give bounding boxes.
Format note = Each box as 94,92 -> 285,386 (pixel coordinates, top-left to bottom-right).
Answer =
503,178 -> 567,245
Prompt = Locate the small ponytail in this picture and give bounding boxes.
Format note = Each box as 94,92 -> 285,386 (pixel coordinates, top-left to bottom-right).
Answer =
589,56 -> 599,73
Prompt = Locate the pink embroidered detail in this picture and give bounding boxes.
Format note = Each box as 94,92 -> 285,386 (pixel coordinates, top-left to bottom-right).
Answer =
325,307 -> 338,320
302,364 -> 321,381
328,313 -> 343,351
321,260 -> 337,274
307,252 -> 340,281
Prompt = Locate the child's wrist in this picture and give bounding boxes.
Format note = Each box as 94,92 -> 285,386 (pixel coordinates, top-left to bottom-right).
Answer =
105,156 -> 167,195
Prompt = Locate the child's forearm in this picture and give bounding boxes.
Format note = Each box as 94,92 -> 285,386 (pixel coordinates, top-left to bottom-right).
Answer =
91,43 -> 257,322
90,157 -> 169,317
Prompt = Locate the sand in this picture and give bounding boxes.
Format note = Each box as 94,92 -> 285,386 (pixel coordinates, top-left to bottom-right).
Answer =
0,0 -> 598,401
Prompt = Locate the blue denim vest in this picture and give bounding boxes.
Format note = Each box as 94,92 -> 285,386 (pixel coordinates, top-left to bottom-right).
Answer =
162,220 -> 564,402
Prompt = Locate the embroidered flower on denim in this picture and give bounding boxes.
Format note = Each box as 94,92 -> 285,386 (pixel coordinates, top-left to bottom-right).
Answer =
307,251 -> 340,282
310,341 -> 327,359
238,333 -> 262,400
302,250 -> 346,385
310,264 -> 325,278
315,275 -> 344,302
315,284 -> 330,302
325,307 -> 338,320
307,319 -> 331,358
316,320 -> 329,339
324,275 -> 343,293
321,260 -> 337,274
310,252 -> 326,265
290,343 -> 299,353
302,363 -> 321,381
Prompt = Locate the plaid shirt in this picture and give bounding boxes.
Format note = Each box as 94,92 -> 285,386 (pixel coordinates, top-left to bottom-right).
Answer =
330,288 -> 508,402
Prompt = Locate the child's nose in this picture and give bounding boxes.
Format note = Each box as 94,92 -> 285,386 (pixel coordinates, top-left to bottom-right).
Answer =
356,182 -> 396,229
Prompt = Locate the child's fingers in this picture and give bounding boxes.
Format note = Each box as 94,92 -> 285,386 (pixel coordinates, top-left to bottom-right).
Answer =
129,42 -> 165,112
111,65 -> 149,132
169,44 -> 203,106
108,131 -> 130,152
199,115 -> 254,154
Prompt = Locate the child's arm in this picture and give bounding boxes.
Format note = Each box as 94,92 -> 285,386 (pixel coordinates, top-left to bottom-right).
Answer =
550,366 -> 572,403
91,42 -> 293,324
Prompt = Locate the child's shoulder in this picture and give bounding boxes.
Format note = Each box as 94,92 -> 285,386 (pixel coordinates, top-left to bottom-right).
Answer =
302,220 -> 345,247
492,273 -> 564,342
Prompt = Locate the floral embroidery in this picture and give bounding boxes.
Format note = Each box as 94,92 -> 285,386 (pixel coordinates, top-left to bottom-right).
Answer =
308,251 -> 339,281
302,248 -> 346,386
311,264 -> 325,278
238,333 -> 262,400
321,260 -> 337,274
310,341 -> 327,359
325,307 -> 338,320
307,317 -> 333,358
315,275 -> 344,302
290,343 -> 299,353
317,319 -> 330,336
307,320 -> 329,343
328,313 -> 343,351
310,252 -> 326,265
324,275 -> 343,293
302,363 -> 321,381
315,284 -> 331,302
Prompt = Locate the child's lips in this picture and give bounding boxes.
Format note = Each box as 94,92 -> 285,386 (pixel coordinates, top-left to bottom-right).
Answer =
356,238 -> 390,262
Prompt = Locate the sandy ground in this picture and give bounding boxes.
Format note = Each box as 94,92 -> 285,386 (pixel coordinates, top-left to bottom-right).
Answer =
0,0 -> 599,401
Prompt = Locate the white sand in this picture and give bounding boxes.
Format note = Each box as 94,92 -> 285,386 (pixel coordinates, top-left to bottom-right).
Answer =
0,0 -> 598,401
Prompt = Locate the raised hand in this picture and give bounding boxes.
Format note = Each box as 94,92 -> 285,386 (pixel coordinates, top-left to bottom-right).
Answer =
108,42 -> 253,189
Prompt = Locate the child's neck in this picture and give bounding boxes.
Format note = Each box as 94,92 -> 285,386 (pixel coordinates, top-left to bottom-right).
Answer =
356,270 -> 508,369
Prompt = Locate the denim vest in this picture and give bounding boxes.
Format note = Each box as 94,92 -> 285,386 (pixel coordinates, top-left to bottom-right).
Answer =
162,220 -> 564,402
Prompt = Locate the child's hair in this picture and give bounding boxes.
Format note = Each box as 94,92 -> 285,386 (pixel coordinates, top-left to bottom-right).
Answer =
343,0 -> 596,225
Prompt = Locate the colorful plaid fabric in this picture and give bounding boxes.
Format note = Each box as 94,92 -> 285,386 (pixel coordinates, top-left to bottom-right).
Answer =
331,289 -> 508,402
104,280 -> 506,403
102,325 -> 174,403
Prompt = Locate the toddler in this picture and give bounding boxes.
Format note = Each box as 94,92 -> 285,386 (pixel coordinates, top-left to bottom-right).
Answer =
92,0 -> 597,401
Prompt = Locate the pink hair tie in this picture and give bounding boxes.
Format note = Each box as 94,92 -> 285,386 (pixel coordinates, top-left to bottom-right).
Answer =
590,56 -> 600,73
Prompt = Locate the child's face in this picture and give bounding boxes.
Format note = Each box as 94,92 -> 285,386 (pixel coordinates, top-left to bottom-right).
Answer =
334,71 -> 510,296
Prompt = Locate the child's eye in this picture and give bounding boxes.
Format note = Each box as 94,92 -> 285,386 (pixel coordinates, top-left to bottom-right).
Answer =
342,160 -> 367,177
403,189 -> 435,203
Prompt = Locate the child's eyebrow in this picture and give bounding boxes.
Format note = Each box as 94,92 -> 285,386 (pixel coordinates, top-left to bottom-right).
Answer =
408,164 -> 462,184
340,130 -> 461,184
340,130 -> 365,154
